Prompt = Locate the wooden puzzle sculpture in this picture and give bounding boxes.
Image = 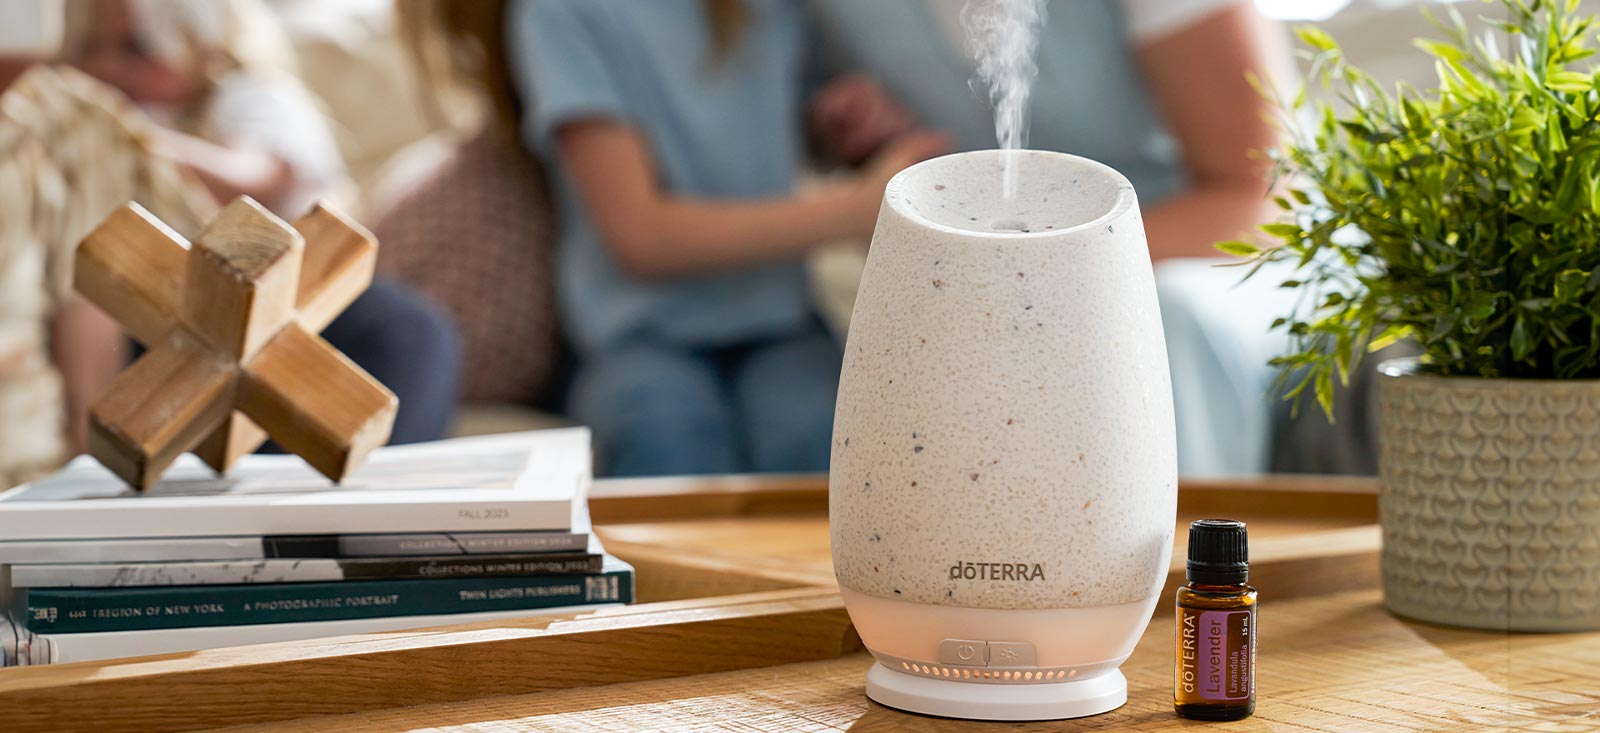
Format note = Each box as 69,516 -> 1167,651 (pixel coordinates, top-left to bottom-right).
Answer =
75,197 -> 397,490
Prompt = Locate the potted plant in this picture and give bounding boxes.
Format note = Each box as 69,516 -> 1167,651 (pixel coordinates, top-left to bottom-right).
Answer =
1224,0 -> 1600,631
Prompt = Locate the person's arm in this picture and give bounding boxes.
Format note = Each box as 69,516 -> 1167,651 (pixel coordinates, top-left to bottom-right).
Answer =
557,118 -> 948,279
1135,4 -> 1290,261
146,126 -> 298,213
49,298 -> 126,454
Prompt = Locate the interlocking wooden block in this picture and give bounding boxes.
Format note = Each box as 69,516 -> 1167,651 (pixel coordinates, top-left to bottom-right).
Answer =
75,197 -> 397,490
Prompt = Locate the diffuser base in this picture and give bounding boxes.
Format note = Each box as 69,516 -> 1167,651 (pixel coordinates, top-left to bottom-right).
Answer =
865,663 -> 1127,721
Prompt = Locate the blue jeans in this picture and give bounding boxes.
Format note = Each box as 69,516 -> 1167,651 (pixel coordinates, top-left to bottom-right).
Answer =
570,324 -> 843,477
1155,258 -> 1298,476
321,279 -> 461,445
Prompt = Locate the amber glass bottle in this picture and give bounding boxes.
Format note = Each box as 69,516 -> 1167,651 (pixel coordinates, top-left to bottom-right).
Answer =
1174,519 -> 1256,721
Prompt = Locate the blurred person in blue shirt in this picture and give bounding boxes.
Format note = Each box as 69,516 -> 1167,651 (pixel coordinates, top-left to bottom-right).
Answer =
507,0 -> 948,476
816,0 -> 1303,475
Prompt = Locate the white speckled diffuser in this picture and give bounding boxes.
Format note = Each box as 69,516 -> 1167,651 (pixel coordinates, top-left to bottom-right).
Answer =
830,150 -> 1177,720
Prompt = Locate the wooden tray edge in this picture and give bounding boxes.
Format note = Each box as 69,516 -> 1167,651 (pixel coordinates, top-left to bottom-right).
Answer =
0,474 -> 1384,732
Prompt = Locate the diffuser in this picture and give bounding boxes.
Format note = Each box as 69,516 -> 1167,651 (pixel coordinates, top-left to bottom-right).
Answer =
830,150 -> 1177,720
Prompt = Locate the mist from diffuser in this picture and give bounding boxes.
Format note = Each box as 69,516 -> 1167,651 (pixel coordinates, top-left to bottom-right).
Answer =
964,0 -> 1046,199
830,150 -> 1177,721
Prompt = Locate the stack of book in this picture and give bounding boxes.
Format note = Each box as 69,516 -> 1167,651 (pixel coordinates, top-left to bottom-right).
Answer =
0,428 -> 632,666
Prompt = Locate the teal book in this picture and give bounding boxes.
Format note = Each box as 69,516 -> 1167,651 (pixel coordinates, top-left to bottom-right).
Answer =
22,557 -> 632,634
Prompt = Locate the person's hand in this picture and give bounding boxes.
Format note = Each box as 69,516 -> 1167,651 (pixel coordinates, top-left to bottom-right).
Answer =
844,131 -> 953,234
861,131 -> 953,190
810,73 -> 919,164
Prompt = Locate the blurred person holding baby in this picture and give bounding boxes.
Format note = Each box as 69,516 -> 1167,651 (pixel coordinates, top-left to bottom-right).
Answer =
56,0 -> 462,446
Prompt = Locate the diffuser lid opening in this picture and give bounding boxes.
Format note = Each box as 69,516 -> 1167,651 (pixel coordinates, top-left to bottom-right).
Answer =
885,150 -> 1135,238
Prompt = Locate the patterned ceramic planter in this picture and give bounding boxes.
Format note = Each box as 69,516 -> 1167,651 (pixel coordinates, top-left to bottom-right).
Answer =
1378,358 -> 1600,631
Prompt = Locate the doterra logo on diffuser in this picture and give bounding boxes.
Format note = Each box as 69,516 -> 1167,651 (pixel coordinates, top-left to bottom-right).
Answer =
949,561 -> 1046,581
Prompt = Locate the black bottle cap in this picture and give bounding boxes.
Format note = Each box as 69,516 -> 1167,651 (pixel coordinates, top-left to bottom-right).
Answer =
1187,519 -> 1248,585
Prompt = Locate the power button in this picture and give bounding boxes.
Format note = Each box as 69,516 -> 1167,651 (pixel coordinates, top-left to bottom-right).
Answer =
937,638 -> 989,666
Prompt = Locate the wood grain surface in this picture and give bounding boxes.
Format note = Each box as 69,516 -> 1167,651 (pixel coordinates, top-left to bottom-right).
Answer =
73,203 -> 190,346
594,480 -> 1384,604
6,475 -> 1590,732
182,198 -> 303,361
210,588 -> 1600,733
2,590 -> 859,733
86,330 -> 237,490
237,324 -> 397,479
290,204 -> 377,331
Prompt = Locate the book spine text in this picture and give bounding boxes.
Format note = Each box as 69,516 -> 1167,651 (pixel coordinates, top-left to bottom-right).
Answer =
25,571 -> 632,634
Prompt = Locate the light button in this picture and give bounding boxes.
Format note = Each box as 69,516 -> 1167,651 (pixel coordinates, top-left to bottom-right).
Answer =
987,641 -> 1036,667
937,638 -> 989,666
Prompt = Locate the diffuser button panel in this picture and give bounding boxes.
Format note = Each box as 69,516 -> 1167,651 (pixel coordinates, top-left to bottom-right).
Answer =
987,641 -> 1037,667
937,639 -> 989,666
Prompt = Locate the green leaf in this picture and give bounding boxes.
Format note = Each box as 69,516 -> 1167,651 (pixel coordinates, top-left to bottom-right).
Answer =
1259,222 -> 1303,238
1430,313 -> 1460,342
1214,240 -> 1261,257
1511,107 -> 1544,135
1369,324 -> 1414,351
1296,26 -> 1339,52
1556,269 -> 1589,299
1315,367 -> 1336,420
1339,119 -> 1398,143
1548,70 -> 1592,92
1511,317 -> 1530,361
1414,38 -> 1468,61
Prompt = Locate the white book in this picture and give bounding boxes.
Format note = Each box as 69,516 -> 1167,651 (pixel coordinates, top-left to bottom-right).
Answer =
0,530 -> 591,565
0,429 -> 591,541
12,517 -> 607,587
2,602 -> 620,666
9,549 -> 607,587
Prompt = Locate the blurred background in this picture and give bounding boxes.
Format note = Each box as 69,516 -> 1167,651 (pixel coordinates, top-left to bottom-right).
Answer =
0,0 -> 1536,487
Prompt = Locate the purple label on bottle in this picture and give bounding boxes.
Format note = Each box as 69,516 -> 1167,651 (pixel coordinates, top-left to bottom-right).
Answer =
1196,610 -> 1252,701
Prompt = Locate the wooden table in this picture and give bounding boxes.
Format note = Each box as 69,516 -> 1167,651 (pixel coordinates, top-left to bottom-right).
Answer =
4,475 -> 1597,732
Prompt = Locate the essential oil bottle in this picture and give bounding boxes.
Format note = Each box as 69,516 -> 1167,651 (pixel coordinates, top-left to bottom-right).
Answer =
1175,519 -> 1256,721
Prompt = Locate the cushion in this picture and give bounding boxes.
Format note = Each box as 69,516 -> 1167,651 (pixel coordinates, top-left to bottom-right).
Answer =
370,127 -> 561,406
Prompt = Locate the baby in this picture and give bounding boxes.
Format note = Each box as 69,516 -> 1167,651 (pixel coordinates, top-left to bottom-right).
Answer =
0,0 -> 211,483
66,0 -> 351,217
